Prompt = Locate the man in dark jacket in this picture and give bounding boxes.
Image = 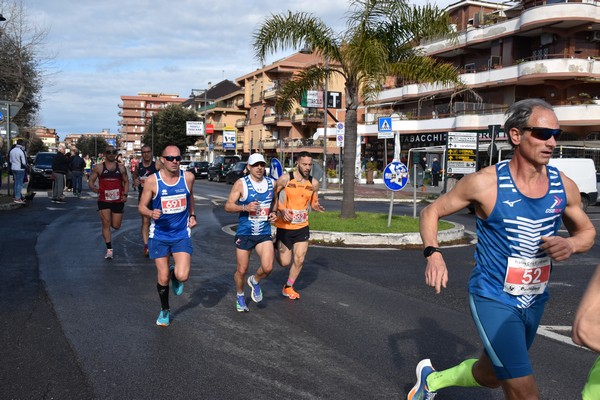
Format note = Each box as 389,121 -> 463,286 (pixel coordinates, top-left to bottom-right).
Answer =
51,145 -> 69,203
69,149 -> 85,196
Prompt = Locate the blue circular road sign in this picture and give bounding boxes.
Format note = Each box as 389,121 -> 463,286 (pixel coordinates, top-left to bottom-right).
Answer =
269,158 -> 283,180
383,161 -> 409,191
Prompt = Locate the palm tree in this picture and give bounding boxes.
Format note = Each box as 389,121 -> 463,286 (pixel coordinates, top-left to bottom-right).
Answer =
253,0 -> 462,218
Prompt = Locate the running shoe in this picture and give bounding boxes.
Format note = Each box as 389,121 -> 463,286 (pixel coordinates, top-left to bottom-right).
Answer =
170,265 -> 183,296
236,295 -> 249,312
282,285 -> 300,300
407,359 -> 437,400
105,249 -> 113,259
156,309 -> 170,326
13,198 -> 25,204
144,244 -> 149,258
247,275 -> 263,303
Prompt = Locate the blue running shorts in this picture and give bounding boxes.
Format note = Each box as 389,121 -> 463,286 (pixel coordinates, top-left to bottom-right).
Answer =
469,293 -> 545,380
235,234 -> 272,251
148,237 -> 193,259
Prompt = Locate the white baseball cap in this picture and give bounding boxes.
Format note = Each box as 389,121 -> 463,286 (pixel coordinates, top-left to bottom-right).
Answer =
247,153 -> 266,166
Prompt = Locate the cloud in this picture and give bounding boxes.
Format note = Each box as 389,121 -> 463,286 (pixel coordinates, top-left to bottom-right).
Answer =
21,0 -> 450,138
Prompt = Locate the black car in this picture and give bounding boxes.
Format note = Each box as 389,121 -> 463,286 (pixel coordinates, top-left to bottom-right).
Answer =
187,161 -> 209,179
30,152 -> 57,189
225,161 -> 248,184
208,155 -> 241,182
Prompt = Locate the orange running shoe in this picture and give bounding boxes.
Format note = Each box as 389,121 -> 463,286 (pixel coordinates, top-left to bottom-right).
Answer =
282,285 -> 300,300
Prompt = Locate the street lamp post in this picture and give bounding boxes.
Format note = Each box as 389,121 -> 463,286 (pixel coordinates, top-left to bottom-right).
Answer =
322,54 -> 328,190
204,82 -> 211,162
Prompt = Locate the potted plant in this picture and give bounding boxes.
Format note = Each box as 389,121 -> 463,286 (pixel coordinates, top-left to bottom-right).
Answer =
366,161 -> 378,184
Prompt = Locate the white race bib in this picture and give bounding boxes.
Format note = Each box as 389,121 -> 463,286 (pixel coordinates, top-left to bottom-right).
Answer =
160,194 -> 187,214
503,256 -> 551,296
249,203 -> 270,221
290,209 -> 308,224
104,188 -> 120,201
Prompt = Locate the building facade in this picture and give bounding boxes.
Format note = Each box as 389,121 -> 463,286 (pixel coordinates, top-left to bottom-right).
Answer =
118,93 -> 186,158
363,0 -> 600,172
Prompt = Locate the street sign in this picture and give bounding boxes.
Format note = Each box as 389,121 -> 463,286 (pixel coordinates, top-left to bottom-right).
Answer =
383,161 -> 409,191
270,158 -> 283,180
378,117 -> 394,139
447,131 -> 478,174
186,121 -> 204,136
336,134 -> 344,147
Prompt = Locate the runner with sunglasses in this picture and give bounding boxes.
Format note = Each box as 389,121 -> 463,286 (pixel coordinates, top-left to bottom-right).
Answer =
138,145 -> 196,327
408,98 -> 596,400
88,145 -> 130,259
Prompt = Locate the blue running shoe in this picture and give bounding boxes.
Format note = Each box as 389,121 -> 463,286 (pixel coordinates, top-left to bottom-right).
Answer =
247,275 -> 263,303
170,265 -> 183,296
156,309 -> 170,326
407,359 -> 437,400
236,295 -> 249,312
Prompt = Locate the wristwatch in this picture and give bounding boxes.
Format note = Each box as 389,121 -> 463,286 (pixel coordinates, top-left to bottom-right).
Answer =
423,246 -> 441,258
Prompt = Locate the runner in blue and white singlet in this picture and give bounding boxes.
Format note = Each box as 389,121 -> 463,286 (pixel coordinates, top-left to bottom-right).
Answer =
149,169 -> 192,241
470,159 -> 566,309
236,174 -> 275,237
409,99 -> 596,399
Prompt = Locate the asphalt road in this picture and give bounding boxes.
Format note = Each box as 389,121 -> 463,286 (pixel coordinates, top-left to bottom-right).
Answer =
1,179 -> 599,399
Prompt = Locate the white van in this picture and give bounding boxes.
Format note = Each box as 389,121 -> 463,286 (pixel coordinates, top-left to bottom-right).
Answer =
548,158 -> 598,211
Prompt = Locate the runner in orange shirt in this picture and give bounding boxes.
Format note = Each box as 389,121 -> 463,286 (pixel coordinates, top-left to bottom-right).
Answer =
273,151 -> 324,299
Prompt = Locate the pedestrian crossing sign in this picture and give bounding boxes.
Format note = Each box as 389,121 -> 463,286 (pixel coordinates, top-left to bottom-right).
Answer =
378,117 -> 392,133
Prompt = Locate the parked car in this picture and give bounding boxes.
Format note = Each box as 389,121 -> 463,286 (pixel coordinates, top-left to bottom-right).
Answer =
225,161 -> 248,184
179,160 -> 192,172
187,161 -> 210,179
208,155 -> 241,182
30,152 -> 57,189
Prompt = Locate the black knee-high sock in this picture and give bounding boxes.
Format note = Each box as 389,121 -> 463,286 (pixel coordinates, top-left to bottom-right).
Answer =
106,242 -> 112,249
157,283 -> 169,310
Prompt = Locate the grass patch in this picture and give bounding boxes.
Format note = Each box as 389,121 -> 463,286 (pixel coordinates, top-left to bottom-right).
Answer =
308,211 -> 453,233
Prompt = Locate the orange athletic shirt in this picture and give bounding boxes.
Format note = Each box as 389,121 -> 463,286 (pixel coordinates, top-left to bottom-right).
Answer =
274,177 -> 314,230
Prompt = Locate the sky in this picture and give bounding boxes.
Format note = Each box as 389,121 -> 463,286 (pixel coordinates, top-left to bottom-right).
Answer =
19,0 -> 452,139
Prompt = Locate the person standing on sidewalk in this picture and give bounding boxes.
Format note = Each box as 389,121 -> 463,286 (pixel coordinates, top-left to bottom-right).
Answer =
9,139 -> 28,203
224,153 -> 277,312
51,145 -> 69,203
132,145 -> 162,257
88,145 -> 129,259
69,149 -> 85,197
408,98 -> 596,400
572,264 -> 600,399
273,151 -> 325,300
138,145 -> 196,327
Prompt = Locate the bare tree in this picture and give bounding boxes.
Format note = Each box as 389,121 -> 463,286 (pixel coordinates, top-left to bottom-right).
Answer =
0,0 -> 52,130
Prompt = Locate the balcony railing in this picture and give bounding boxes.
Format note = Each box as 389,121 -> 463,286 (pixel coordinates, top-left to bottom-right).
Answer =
291,111 -> 324,123
235,118 -> 246,128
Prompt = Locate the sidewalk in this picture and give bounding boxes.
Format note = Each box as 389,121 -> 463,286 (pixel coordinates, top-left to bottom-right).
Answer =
321,181 -> 443,202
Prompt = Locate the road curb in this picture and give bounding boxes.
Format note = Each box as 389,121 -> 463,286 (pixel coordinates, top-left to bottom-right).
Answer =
222,220 -> 465,247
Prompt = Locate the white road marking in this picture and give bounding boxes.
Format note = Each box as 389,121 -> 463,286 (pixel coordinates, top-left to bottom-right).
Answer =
537,325 -> 590,350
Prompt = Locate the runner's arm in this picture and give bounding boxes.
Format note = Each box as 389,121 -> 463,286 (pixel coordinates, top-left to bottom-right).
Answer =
138,175 -> 159,219
185,171 -> 196,228
573,265 -> 600,352
224,179 -> 245,213
87,165 -> 101,193
541,174 -> 595,261
310,177 -> 325,212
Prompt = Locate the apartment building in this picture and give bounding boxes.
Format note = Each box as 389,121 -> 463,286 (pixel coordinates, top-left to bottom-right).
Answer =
364,0 -> 600,169
235,52 -> 346,168
64,130 -> 118,154
182,80 -> 245,162
118,93 -> 186,157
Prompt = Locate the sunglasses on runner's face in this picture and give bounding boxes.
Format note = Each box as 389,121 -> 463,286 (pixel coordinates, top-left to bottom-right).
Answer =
521,126 -> 562,141
163,155 -> 182,162
105,150 -> 117,155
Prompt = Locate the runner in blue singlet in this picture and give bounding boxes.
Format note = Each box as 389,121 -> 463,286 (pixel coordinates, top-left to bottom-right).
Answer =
224,153 -> 277,312
408,99 -> 596,400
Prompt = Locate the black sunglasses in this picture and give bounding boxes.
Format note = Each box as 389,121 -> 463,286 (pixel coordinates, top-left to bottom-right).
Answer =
105,150 -> 117,155
521,126 -> 562,141
163,155 -> 182,162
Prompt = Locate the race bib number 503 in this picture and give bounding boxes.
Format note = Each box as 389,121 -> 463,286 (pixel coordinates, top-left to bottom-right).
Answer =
503,256 -> 551,296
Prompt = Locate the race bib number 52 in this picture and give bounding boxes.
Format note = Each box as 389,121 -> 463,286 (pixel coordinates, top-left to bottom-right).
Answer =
161,194 -> 187,214
504,256 -> 551,296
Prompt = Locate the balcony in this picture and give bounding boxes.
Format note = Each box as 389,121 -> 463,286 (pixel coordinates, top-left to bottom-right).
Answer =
235,118 -> 246,128
235,97 -> 244,107
291,111 -> 324,123
263,87 -> 279,100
